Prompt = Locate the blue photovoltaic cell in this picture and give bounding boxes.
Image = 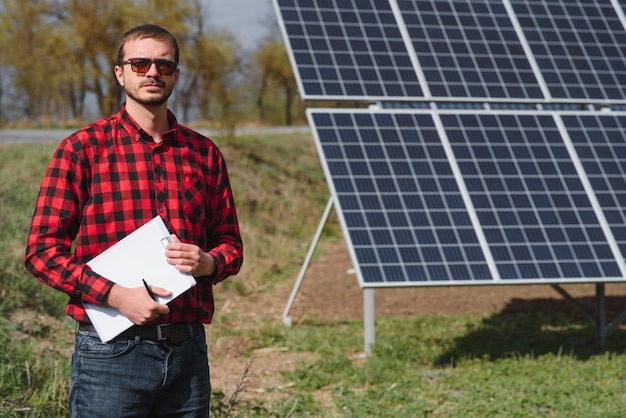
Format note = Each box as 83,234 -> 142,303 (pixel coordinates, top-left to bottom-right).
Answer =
275,0 -> 423,100
397,0 -> 543,99
511,0 -> 626,101
309,111 -> 492,285
562,113 -> 626,262
441,112 -> 621,280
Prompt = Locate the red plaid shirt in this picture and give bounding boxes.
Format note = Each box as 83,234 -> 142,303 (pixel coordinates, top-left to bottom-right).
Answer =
25,105 -> 243,324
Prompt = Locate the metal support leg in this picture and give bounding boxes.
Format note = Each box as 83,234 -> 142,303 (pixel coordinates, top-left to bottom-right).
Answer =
595,283 -> 606,350
363,288 -> 375,355
552,283 -> 626,351
282,197 -> 334,326
551,284 -> 595,323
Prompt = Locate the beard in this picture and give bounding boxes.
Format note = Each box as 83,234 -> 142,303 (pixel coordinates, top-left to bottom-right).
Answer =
124,81 -> 175,107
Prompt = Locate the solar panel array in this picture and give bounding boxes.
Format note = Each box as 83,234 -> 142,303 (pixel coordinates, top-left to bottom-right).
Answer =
309,109 -> 626,286
274,0 -> 626,103
273,0 -> 626,288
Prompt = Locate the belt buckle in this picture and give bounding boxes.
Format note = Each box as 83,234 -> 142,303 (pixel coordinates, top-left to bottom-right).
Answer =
155,324 -> 170,341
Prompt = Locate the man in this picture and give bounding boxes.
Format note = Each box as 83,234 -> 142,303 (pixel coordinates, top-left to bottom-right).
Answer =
24,24 -> 243,417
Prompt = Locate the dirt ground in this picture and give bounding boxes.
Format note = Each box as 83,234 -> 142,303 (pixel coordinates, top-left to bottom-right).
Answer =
208,242 -> 626,409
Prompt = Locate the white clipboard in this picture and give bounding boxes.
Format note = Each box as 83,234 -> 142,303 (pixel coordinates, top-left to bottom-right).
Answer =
83,216 -> 196,342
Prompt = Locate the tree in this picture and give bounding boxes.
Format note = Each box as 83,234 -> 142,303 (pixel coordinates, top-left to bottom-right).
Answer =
0,0 -> 304,127
59,0 -> 194,117
0,0 -> 197,124
0,4 -> 8,125
252,40 -> 298,125
0,0 -> 68,123
182,29 -> 244,132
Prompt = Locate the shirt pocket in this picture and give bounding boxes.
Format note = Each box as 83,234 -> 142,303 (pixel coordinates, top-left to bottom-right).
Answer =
181,175 -> 206,221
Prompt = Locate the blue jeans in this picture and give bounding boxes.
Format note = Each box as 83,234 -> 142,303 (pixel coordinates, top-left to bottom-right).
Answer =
70,328 -> 210,417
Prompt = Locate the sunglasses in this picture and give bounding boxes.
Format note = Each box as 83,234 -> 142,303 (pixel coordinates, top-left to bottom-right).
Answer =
121,58 -> 178,76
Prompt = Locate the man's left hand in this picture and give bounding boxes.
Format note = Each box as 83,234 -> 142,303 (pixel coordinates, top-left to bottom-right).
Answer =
165,235 -> 216,278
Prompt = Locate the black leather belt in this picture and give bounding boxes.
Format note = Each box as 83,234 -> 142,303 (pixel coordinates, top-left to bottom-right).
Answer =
79,322 -> 203,344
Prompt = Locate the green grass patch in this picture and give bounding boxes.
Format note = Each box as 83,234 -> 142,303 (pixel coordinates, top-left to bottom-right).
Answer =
225,314 -> 626,417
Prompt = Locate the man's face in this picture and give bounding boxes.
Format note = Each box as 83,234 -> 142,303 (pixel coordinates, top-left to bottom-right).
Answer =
115,37 -> 179,107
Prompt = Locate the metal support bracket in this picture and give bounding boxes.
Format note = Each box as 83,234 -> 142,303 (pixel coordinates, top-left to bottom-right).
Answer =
282,197 -> 334,326
551,283 -> 626,350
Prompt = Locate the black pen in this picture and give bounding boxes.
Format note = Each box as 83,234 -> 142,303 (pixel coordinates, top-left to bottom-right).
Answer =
142,279 -> 157,301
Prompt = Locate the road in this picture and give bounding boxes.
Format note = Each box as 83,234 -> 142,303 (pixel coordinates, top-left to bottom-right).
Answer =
0,125 -> 311,145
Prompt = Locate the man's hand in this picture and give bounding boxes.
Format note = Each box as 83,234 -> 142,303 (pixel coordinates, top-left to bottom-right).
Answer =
165,235 -> 216,277
105,284 -> 171,325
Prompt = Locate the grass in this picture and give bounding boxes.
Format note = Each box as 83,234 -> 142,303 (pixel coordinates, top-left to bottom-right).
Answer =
208,313 -> 626,417
2,132 -> 626,417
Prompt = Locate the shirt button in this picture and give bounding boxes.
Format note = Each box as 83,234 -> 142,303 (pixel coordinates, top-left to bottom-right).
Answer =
159,207 -> 165,213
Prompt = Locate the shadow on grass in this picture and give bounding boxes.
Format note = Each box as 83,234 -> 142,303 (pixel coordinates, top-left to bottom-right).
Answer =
435,294 -> 626,365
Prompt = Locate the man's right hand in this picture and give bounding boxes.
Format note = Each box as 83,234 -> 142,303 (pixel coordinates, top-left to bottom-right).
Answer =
104,284 -> 171,325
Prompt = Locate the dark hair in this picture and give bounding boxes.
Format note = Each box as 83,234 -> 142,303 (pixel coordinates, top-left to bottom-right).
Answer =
116,24 -> 180,65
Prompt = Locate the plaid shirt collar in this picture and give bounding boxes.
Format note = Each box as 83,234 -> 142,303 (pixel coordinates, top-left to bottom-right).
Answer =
117,104 -> 179,144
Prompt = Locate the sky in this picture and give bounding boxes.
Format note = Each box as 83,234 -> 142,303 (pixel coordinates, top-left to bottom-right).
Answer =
204,0 -> 277,49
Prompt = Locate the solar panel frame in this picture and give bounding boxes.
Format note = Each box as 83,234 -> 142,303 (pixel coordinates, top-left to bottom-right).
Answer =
308,108 -> 626,288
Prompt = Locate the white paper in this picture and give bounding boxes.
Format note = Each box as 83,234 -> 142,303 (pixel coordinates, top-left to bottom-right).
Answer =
83,216 -> 196,342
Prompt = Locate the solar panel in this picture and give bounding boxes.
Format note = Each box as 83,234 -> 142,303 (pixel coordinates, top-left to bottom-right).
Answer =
308,108 -> 626,288
309,109 -> 492,285
510,0 -> 626,102
442,111 -> 622,281
562,113 -> 626,261
397,0 -> 544,100
274,0 -> 626,104
273,0 -> 424,100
